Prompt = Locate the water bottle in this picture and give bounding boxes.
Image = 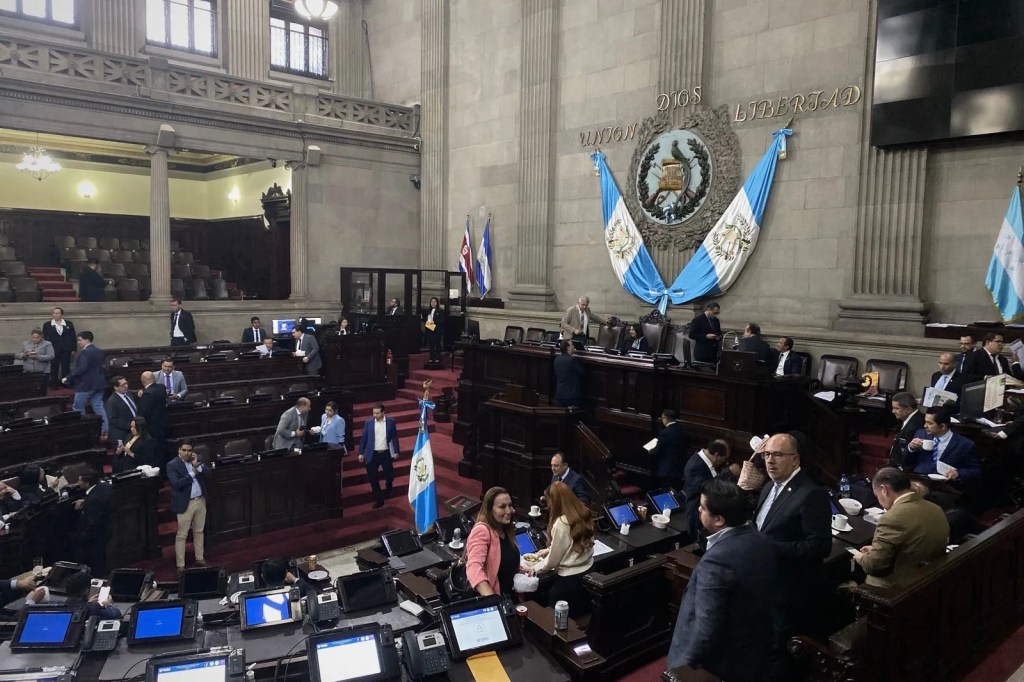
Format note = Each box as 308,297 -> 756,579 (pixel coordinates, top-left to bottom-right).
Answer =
554,601 -> 569,630
840,474 -> 851,499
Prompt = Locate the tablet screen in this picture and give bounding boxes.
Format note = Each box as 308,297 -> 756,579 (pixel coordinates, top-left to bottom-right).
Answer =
449,605 -> 509,653
608,503 -> 638,526
651,492 -> 680,513
313,634 -> 383,681
242,592 -> 291,628
515,531 -> 537,555
134,606 -> 184,640
18,612 -> 72,644
338,571 -> 392,613
153,658 -> 228,682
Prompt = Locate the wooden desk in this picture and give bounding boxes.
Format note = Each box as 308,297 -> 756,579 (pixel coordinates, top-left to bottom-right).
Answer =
126,356 -> 305,390
0,371 -> 47,401
320,333 -> 394,401
0,415 -> 100,471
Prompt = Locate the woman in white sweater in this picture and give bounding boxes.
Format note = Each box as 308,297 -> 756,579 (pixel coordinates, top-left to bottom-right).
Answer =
535,481 -> 595,617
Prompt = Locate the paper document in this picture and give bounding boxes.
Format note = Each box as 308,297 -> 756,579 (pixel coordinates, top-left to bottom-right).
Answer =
923,387 -> 958,408
976,417 -> 1007,428
950,416 -> 961,424
813,391 -> 836,402
936,459 -> 953,476
295,349 -> 306,357
643,438 -> 658,452
1012,340 -> 1024,365
593,539 -> 614,557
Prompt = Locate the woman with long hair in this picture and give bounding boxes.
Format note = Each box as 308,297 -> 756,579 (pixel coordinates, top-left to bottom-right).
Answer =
422,296 -> 445,366
466,486 -> 527,596
319,401 -> 347,452
113,417 -> 159,472
536,481 -> 595,617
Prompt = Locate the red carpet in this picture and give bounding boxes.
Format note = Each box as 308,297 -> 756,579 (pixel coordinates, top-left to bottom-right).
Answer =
962,622 -> 1024,682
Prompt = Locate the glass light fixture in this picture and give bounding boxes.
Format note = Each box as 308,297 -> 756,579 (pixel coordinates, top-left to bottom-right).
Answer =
17,146 -> 62,182
227,186 -> 241,203
294,0 -> 338,20
77,180 -> 97,198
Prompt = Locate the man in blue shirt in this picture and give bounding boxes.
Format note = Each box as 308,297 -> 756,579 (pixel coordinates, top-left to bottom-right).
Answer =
904,407 -> 981,483
166,442 -> 209,575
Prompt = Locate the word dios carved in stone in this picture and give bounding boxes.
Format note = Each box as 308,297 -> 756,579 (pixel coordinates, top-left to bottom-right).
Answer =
656,86 -> 702,111
580,85 -> 703,148
732,85 -> 862,123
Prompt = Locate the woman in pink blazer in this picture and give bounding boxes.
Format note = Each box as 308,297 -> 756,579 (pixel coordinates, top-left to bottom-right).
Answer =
466,486 -> 524,595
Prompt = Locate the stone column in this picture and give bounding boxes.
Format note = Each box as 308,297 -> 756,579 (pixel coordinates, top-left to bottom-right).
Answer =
91,0 -> 135,55
507,0 -> 560,310
225,0 -> 268,81
146,146 -> 171,302
419,0 -> 449,293
335,0 -> 368,97
287,162 -> 309,301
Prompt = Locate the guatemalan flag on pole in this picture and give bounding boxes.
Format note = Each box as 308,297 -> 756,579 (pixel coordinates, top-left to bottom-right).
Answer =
475,216 -> 493,297
986,185 -> 1024,322
667,127 -> 792,303
408,396 -> 437,534
457,217 -> 476,295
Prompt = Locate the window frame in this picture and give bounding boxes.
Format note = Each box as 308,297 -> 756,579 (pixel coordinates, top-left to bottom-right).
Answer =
0,0 -> 77,28
269,3 -> 329,81
146,0 -> 218,57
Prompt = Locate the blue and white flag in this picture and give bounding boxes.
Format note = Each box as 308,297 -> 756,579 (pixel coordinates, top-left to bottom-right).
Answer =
408,398 -> 438,534
592,151 -> 672,311
475,216 -> 493,297
986,186 -> 1024,322
666,127 -> 792,303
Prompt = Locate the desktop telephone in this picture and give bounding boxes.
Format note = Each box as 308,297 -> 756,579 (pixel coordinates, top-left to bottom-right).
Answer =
309,590 -> 341,624
402,629 -> 450,679
82,616 -> 121,652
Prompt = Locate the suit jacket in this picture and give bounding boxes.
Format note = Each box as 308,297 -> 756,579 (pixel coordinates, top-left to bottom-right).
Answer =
105,391 -> 139,444
273,407 -> 308,450
891,411 -> 925,467
683,451 -> 718,536
754,470 -> 831,616
79,483 -> 113,544
241,327 -> 267,344
78,266 -> 107,302
551,468 -> 590,503
42,319 -> 76,356
667,524 -> 778,679
157,370 -> 189,401
772,349 -> 804,376
687,313 -> 721,363
904,430 -> 982,481
20,338 -> 54,373
422,308 -> 445,335
736,335 -> 772,364
138,382 -> 170,440
930,370 -> 963,396
962,349 -> 1024,383
358,417 -> 400,462
167,455 -> 209,514
858,491 -> 949,588
559,306 -> 604,339
553,354 -> 585,407
68,344 -> 106,392
653,421 -> 688,480
113,435 -> 159,473
170,309 -> 197,344
627,336 -> 650,353
294,333 -> 322,374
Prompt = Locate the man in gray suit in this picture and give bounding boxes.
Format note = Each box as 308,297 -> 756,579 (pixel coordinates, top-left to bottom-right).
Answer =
291,325 -> 321,376
273,397 -> 310,450
158,358 -> 189,402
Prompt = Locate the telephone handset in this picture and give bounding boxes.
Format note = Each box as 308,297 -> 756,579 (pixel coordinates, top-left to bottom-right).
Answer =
401,629 -> 450,679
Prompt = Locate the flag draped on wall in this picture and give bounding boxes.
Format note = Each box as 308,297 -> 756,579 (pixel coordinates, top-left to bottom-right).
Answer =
986,186 -> 1024,322
457,217 -> 476,294
475,216 -> 493,297
408,398 -> 437,534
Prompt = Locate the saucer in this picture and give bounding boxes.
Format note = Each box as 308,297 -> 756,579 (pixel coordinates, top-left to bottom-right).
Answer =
831,523 -> 852,533
307,570 -> 329,581
927,473 -> 946,481
528,511 -> 542,518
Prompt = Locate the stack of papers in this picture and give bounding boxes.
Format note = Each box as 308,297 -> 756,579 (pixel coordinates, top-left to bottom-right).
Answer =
813,391 -> 836,402
593,539 -> 614,557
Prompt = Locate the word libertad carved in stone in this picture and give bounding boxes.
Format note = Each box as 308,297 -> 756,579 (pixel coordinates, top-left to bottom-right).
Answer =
733,85 -> 861,122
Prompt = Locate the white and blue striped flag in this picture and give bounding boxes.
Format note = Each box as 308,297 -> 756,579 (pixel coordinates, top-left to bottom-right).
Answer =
408,398 -> 438,534
986,186 -> 1024,322
667,127 -> 792,302
475,216 -> 493,297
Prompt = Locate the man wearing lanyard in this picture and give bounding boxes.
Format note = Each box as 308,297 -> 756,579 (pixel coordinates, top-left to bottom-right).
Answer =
169,298 -> 196,346
167,442 -> 209,575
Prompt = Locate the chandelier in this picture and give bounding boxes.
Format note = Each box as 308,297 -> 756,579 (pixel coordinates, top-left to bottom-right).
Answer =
17,146 -> 62,182
294,0 -> 338,20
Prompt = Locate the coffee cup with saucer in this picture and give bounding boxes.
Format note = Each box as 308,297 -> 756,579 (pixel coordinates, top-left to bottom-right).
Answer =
831,513 -> 852,532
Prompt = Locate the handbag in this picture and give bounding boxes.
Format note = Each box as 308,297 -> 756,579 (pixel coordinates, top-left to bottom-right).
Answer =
738,452 -> 767,492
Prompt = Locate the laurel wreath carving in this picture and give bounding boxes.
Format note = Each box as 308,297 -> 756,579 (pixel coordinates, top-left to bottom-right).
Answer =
625,105 -> 742,252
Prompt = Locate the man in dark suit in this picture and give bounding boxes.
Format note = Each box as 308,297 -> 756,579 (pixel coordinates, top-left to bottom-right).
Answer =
63,331 -> 108,435
772,336 -> 804,377
169,298 -> 196,346
105,375 -> 138,446
904,407 -> 981,483
929,352 -> 963,401
753,433 -> 831,647
166,442 -> 209,574
962,332 -> 1023,382
73,469 -> 112,578
956,334 -> 976,374
553,340 -> 585,408
549,452 -> 589,503
241,316 -> 265,344
273,397 -> 310,450
889,392 -> 925,468
668,479 -> 778,679
652,409 -> 688,490
138,371 -> 170,465
358,404 -> 400,508
687,302 -> 721,363
43,307 -> 76,387
78,260 -> 107,302
682,439 -> 731,536
736,322 -> 772,363
292,324 -> 322,376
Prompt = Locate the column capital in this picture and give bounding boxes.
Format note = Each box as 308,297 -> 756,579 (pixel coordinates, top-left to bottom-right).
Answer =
144,145 -> 171,156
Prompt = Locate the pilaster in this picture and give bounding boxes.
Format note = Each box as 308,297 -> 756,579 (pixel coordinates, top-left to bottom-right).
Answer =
91,0 -> 136,55
419,0 -> 448,276
335,0 -> 368,97
146,146 -> 171,302
225,0 -> 268,82
288,162 -> 309,301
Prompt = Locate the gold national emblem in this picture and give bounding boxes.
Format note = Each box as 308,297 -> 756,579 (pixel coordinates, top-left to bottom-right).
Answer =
413,454 -> 429,483
710,215 -> 753,261
606,218 -> 637,260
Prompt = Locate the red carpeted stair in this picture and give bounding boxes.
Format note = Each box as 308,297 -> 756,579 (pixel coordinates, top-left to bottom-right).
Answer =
28,266 -> 79,302
129,353 -> 473,581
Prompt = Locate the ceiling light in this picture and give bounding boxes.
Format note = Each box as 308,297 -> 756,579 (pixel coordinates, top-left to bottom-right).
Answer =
228,187 -> 241,203
294,0 -> 338,20
77,180 -> 96,198
17,146 -> 62,182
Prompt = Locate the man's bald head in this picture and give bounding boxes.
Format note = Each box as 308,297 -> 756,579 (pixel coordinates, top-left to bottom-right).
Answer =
762,432 -> 800,483
140,371 -> 155,386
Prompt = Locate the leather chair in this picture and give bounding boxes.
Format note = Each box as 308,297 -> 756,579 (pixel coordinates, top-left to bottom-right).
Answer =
11,277 -> 40,302
104,262 -> 127,277
169,240 -> 180,252
188,390 -> 208,404
171,264 -> 192,279
98,237 -> 120,250
264,434 -> 276,451
217,388 -> 247,403
134,250 -> 150,263
641,321 -> 668,353
0,246 -> 16,261
222,439 -> 253,458
87,248 -> 111,262
503,326 -> 524,343
188,278 -> 210,301
252,385 -> 278,398
170,278 -> 186,301
668,328 -> 692,365
816,355 -> 859,391
140,240 -> 150,250
80,237 -> 98,249
126,263 -> 150,279
103,279 -> 119,301
0,261 -> 26,277
597,324 -> 624,352
209,278 -> 230,300
525,327 -> 546,343
791,351 -> 812,377
287,382 -> 312,395
866,359 -> 909,395
543,330 -> 560,343
119,278 -> 141,301
107,355 -> 132,370
191,264 -> 210,278
175,252 -> 194,265
55,236 -> 76,248
122,238 -> 141,251
64,247 -> 87,263
23,405 -> 61,420
111,250 -> 134,264
191,443 -> 211,463
0,277 -> 12,303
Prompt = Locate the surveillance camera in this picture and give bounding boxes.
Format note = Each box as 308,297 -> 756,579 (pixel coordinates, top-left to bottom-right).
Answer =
269,159 -> 278,168
410,175 -> 421,190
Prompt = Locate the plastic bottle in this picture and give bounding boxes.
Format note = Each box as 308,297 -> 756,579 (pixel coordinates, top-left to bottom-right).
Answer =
840,474 -> 851,499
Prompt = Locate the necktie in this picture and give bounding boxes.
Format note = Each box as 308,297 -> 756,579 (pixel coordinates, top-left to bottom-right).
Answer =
121,394 -> 136,418
937,374 -> 950,391
776,352 -> 786,376
959,354 -> 966,372
933,437 -> 941,464
254,329 -> 260,343
165,373 -> 173,393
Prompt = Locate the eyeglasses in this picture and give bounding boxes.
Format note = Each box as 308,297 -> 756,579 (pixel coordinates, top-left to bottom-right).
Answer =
762,451 -> 796,460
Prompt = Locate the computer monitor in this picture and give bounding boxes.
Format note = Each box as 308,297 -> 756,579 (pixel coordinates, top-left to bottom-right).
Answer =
109,568 -> 152,602
44,561 -> 89,594
959,379 -> 988,420
10,605 -> 86,651
146,651 -> 232,682
178,567 -> 227,600
128,600 -> 198,645
272,319 -> 297,335
380,529 -> 421,557
439,596 -> 523,661
336,568 -> 398,614
603,500 -> 639,527
305,624 -> 400,682
238,587 -> 299,632
647,489 -> 681,515
514,529 -> 538,556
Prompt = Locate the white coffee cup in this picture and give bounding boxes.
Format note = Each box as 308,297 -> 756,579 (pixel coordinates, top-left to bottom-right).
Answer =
620,522 -> 630,535
921,439 -> 935,451
529,505 -> 541,516
832,513 -> 851,531
838,498 -> 862,516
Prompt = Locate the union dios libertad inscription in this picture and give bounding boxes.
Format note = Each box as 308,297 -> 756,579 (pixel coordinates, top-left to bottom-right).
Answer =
577,84 -> 862,147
